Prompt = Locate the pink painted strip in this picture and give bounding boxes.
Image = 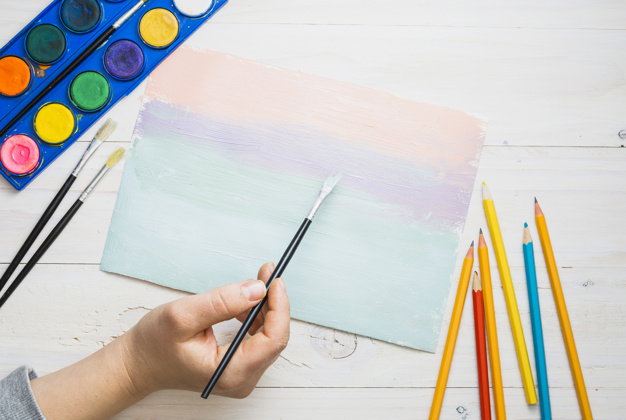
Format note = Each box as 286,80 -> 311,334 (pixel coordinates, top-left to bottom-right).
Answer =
145,47 -> 486,171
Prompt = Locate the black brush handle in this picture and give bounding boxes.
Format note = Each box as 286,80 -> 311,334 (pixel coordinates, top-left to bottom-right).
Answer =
0,174 -> 76,291
201,218 -> 312,399
0,27 -> 116,138
0,199 -> 83,309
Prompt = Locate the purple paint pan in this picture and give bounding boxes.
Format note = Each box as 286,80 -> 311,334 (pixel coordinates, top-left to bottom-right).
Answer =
103,39 -> 145,80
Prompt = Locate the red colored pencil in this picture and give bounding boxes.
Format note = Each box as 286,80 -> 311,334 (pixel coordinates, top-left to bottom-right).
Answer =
472,271 -> 492,420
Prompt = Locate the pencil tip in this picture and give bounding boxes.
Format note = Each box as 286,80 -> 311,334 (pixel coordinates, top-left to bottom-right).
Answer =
479,228 -> 483,235
472,271 -> 481,291
535,197 -> 538,203
535,199 -> 544,217
523,224 -> 533,244
466,242 -> 474,259
481,182 -> 492,200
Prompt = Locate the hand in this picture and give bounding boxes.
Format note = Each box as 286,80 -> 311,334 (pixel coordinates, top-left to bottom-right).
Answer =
122,262 -> 290,398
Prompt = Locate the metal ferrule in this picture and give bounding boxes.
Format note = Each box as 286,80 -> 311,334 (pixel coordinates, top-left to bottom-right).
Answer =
113,0 -> 146,29
79,165 -> 109,202
306,193 -> 325,221
72,139 -> 102,177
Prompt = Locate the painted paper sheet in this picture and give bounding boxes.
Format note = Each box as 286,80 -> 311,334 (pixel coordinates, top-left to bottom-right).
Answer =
101,47 -> 486,352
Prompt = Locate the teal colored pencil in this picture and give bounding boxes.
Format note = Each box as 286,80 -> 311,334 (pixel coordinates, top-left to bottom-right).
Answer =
523,223 -> 552,420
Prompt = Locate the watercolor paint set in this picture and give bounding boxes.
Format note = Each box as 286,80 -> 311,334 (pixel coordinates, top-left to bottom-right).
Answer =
0,0 -> 227,190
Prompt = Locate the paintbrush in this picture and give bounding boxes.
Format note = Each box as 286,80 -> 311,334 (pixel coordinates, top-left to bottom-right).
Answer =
0,148 -> 126,309
0,119 -> 117,292
201,172 -> 342,399
0,0 -> 149,138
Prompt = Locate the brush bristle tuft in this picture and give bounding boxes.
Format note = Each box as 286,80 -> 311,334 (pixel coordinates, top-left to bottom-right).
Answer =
320,172 -> 342,197
106,148 -> 126,168
95,119 -> 117,142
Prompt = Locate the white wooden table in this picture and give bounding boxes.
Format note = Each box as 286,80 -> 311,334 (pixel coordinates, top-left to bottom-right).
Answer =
1,1 -> 625,418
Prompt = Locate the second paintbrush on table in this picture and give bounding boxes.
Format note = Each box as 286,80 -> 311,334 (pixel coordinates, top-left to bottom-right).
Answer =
0,148 -> 126,309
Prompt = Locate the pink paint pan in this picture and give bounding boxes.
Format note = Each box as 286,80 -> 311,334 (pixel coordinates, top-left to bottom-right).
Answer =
0,134 -> 41,176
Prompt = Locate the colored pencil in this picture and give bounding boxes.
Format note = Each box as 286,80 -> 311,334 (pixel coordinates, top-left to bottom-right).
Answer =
535,199 -> 592,419
429,242 -> 474,420
0,0 -> 148,138
201,173 -> 342,399
472,271 -> 491,420
478,230 -> 506,419
523,223 -> 552,419
482,183 -> 537,404
0,119 -> 117,293
0,148 -> 126,309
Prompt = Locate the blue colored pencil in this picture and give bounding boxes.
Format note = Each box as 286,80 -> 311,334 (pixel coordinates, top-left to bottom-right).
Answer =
523,223 -> 552,420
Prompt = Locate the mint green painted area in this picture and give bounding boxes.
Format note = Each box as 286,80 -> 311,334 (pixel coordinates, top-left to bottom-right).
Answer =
101,132 -> 460,352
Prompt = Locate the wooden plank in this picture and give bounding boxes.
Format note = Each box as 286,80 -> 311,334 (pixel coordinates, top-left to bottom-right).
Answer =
0,1 -> 623,418
1,0 -> 624,32
188,25 -> 626,148
1,265 -> 623,390
0,25 -> 623,150
212,0 -> 626,29
2,146 -> 624,267
115,387 -> 624,420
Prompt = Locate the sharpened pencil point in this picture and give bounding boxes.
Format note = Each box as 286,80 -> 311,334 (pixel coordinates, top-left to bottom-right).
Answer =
523,224 -> 532,244
473,271 -> 482,291
482,182 -> 492,200
465,242 -> 474,259
479,228 -> 483,234
535,197 -> 538,203
478,231 -> 487,248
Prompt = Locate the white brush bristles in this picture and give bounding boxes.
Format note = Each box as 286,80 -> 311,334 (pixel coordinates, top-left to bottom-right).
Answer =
319,172 -> 342,200
306,172 -> 342,220
95,118 -> 117,142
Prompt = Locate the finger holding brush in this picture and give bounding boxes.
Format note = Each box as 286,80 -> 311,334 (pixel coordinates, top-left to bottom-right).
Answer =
0,118 -> 117,292
0,148 -> 126,309
202,172 -> 342,399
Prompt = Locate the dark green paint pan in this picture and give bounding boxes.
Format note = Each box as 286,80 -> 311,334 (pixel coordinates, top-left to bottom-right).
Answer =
25,24 -> 66,65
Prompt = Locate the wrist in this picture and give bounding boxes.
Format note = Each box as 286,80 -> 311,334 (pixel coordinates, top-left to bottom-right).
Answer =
111,330 -> 157,399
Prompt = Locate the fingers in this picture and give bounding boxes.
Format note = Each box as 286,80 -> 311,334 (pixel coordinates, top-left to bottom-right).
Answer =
163,279 -> 267,338
236,262 -> 275,332
258,262 -> 275,282
236,276 -> 290,369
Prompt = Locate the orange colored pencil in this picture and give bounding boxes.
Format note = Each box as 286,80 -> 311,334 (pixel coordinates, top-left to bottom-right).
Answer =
429,242 -> 474,420
478,230 -> 506,419
535,199 -> 593,419
472,271 -> 491,420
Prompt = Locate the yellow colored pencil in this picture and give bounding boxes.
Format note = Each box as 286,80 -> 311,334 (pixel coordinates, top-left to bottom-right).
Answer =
478,230 -> 506,419
482,183 -> 537,405
535,199 -> 593,419
429,242 -> 474,420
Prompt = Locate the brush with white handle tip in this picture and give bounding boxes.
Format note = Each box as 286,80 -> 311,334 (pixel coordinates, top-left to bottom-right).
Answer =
0,148 -> 126,309
202,172 -> 342,399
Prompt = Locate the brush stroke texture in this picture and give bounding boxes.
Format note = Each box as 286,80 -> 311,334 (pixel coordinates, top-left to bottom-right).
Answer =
101,47 -> 486,352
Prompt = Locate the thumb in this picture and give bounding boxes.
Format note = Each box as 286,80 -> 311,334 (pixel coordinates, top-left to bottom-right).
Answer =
171,280 -> 267,334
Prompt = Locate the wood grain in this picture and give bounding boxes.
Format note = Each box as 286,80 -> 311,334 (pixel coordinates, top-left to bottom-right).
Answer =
0,0 -> 624,418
